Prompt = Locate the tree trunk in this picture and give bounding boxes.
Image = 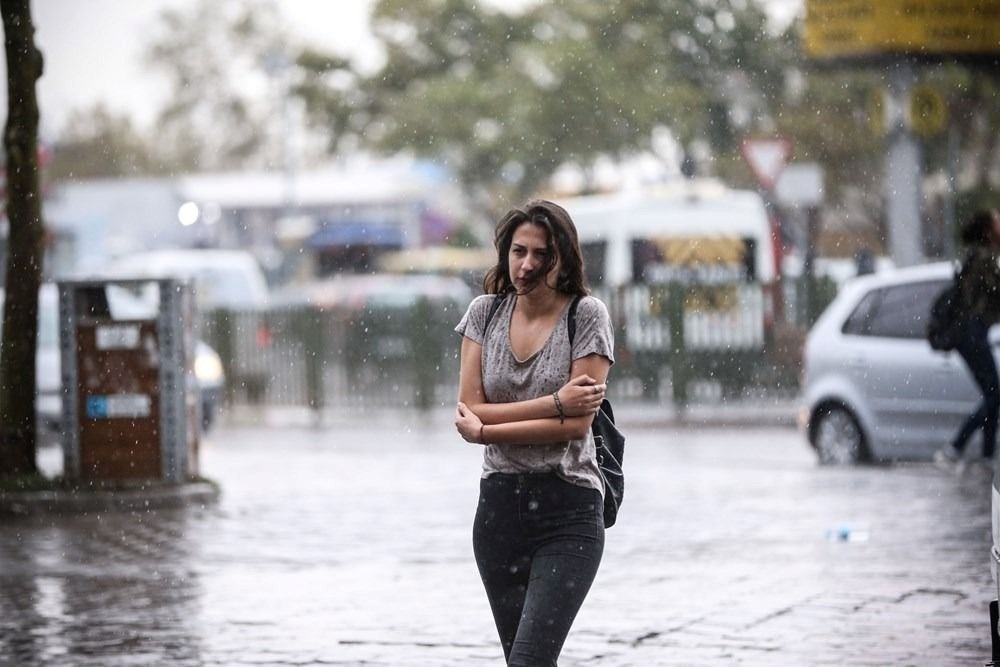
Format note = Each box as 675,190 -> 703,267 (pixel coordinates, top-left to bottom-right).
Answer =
0,0 -> 44,477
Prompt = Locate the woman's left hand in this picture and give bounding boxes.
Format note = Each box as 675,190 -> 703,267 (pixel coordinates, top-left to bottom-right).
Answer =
455,402 -> 485,444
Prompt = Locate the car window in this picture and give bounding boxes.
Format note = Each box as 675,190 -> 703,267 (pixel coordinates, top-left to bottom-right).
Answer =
842,290 -> 880,336
862,280 -> 950,339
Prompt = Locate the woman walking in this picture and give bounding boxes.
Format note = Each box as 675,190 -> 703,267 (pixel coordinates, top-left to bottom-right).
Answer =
454,200 -> 615,665
936,208 -> 1000,471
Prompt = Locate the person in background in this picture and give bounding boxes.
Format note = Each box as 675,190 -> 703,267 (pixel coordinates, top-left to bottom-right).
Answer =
935,209 -> 1000,473
453,199 -> 614,666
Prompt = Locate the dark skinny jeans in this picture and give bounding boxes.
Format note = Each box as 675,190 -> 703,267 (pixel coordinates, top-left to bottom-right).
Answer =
952,316 -> 1000,459
473,472 -> 604,666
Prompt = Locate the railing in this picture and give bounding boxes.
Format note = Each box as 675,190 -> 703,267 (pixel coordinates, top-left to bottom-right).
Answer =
202,280 -> 834,417
202,299 -> 465,412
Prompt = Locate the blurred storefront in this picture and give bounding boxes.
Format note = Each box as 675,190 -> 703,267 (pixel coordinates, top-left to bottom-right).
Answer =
41,156 -> 473,288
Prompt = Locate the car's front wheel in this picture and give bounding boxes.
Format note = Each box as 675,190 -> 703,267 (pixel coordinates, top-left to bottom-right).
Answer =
812,405 -> 866,465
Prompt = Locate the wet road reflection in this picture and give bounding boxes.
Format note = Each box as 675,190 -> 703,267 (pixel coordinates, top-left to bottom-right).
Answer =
1,509 -> 206,666
0,413 -> 992,666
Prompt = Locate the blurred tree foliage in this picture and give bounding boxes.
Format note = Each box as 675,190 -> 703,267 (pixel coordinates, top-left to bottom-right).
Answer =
919,64 -> 1000,224
768,43 -> 999,254
142,0 -> 302,172
764,61 -> 889,250
295,0 -> 787,201
293,0 -> 997,240
47,104 -> 166,180
46,0 -> 996,242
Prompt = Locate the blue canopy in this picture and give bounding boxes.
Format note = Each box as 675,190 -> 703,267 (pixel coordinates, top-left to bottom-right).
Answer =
307,221 -> 405,249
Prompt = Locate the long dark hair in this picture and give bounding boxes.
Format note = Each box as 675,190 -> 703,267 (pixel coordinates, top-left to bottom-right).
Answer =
483,199 -> 589,297
961,209 -> 999,247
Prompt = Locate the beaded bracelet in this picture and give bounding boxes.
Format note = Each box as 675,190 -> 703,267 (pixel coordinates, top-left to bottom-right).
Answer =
479,424 -> 486,443
552,391 -> 565,424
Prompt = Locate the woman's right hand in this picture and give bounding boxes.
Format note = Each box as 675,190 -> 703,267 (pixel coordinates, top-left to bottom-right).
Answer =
556,374 -> 606,417
455,402 -> 485,444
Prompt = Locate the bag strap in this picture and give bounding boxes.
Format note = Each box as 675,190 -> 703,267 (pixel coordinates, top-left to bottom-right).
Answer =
483,293 -> 507,335
568,295 -> 583,345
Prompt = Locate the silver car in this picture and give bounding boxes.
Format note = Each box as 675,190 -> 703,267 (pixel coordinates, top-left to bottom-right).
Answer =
801,261 -> 990,463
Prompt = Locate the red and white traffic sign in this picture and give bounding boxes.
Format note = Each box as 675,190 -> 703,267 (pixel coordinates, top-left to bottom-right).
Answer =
741,138 -> 793,191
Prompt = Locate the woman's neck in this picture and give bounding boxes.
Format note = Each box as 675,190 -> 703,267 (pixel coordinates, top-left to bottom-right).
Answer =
515,285 -> 567,319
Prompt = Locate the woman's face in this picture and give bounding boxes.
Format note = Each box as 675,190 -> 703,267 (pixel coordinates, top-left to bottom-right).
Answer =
509,222 -> 559,294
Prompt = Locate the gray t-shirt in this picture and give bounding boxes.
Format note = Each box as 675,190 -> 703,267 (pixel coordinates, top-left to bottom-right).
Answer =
455,293 -> 615,493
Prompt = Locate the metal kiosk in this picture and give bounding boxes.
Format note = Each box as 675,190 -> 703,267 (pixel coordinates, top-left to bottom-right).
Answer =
59,278 -> 200,483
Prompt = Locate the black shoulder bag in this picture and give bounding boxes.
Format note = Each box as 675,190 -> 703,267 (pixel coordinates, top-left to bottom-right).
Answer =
927,261 -> 966,352
483,293 -> 625,528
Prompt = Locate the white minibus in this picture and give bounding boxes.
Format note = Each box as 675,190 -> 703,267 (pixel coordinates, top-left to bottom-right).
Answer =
563,180 -> 777,288
562,181 -> 780,351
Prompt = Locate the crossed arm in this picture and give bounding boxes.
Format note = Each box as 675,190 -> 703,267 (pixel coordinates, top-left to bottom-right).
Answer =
454,335 -> 611,445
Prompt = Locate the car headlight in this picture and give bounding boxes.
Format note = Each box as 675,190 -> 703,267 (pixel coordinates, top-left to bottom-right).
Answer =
195,349 -> 224,386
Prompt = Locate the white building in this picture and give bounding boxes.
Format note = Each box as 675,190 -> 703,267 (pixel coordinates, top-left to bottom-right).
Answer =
43,156 -> 472,285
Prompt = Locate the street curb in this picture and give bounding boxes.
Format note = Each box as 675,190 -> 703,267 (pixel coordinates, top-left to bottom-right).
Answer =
0,480 -> 221,515
618,408 -> 799,430
623,417 -> 799,429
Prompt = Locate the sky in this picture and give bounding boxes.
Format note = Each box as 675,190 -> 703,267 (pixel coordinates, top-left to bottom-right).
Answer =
26,0 -> 383,135
10,0 -> 804,140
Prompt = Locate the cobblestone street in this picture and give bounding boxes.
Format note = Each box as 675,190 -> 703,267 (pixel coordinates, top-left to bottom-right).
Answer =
0,408 -> 994,666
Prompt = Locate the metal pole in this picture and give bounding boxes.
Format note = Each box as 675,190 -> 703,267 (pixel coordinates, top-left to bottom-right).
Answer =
943,123 -> 959,259
667,284 -> 687,412
885,59 -> 925,267
804,206 -> 821,324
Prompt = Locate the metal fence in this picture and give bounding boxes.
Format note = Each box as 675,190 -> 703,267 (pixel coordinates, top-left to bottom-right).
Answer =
202,299 -> 465,412
202,280 -> 834,416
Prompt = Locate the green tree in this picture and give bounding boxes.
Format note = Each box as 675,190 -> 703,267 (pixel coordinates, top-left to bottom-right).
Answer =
920,64 -> 1000,214
290,48 -> 353,154
48,104 -> 165,181
46,1 -> 354,179
144,0 -> 300,171
764,45 -> 1000,256
298,0 -> 787,200
0,0 -> 44,477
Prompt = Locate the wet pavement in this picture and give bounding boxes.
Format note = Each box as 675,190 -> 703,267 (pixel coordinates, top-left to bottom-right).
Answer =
0,407 -> 993,666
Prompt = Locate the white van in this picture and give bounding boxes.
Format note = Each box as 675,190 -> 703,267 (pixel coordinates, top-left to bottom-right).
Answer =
562,182 -> 779,350
104,249 -> 269,312
563,181 -> 777,287
101,250 -> 271,401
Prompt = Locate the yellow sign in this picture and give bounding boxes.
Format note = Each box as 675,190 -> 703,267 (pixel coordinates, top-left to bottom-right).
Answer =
684,285 -> 738,313
805,1 -> 1000,60
908,85 -> 947,136
653,236 -> 745,267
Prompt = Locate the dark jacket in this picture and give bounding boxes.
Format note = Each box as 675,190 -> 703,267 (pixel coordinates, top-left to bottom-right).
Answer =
959,245 -> 1000,324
